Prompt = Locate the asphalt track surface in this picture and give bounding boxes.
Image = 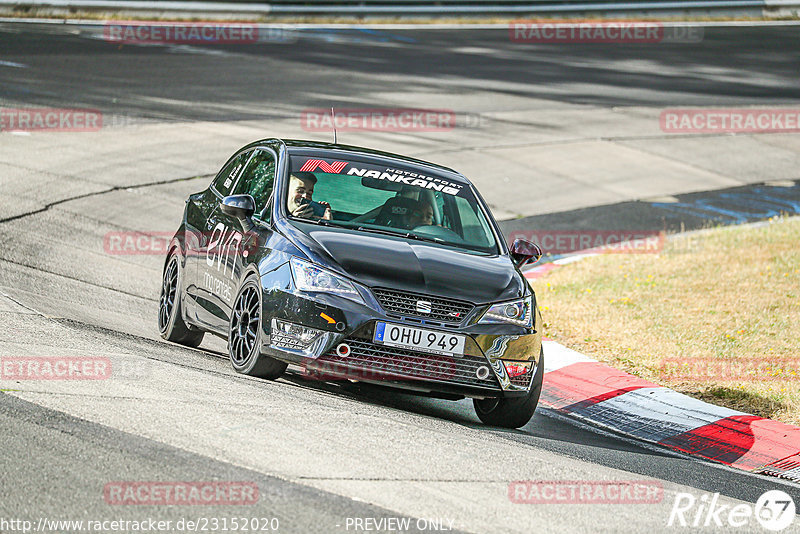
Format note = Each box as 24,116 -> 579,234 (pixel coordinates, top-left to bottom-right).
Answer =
1,22 -> 800,533
2,24 -> 800,118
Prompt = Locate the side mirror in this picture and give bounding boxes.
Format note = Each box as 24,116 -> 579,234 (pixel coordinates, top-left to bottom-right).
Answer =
220,194 -> 256,231
510,238 -> 542,268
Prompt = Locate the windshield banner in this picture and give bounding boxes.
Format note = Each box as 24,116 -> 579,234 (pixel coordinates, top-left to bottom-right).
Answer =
291,158 -> 465,196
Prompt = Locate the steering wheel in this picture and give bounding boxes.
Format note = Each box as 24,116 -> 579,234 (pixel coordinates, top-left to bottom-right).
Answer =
412,225 -> 464,242
350,206 -> 382,224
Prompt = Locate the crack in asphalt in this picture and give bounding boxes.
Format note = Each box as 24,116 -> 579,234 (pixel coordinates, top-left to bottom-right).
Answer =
0,173 -> 210,225
0,257 -> 156,303
13,315 -> 415,409
0,172 -> 213,302
0,286 -> 41,315
2,310 -> 489,433
8,279 -> 800,501
2,315 -> 494,445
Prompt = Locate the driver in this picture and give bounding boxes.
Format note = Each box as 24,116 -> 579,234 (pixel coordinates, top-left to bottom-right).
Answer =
287,172 -> 331,220
408,200 -> 435,228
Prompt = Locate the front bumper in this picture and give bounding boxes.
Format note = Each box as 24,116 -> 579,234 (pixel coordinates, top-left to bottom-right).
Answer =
258,263 -> 542,399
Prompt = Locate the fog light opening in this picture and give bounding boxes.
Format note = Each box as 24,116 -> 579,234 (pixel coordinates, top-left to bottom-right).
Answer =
336,343 -> 351,357
476,366 -> 491,380
270,318 -> 331,358
503,361 -> 532,379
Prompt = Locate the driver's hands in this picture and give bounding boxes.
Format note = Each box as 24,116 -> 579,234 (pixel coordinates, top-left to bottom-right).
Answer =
292,201 -> 331,220
292,203 -> 313,218
317,201 -> 332,220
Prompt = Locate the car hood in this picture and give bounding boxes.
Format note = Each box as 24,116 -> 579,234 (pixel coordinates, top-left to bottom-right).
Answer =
284,222 -> 525,304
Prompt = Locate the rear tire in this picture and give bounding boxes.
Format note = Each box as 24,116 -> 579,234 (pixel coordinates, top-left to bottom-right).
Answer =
159,252 -> 204,348
473,350 -> 544,429
228,276 -> 287,380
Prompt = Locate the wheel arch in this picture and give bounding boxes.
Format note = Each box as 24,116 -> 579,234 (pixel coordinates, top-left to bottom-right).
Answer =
239,263 -> 262,286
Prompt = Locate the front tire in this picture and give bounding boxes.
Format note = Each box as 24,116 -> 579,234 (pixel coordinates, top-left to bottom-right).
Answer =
159,252 -> 204,348
473,350 -> 544,429
228,276 -> 287,380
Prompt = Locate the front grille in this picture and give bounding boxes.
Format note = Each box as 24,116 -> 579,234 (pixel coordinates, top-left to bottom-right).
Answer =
271,332 -> 306,350
372,288 -> 474,325
509,369 -> 534,388
315,339 -> 500,389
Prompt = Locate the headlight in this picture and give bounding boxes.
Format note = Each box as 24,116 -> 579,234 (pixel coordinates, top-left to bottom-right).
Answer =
478,296 -> 533,328
290,257 -> 364,304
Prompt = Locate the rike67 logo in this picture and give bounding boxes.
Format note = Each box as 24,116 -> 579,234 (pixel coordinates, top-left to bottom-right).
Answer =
668,490 -> 796,531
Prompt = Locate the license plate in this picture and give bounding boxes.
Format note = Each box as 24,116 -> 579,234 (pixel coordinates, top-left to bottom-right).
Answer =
373,322 -> 465,356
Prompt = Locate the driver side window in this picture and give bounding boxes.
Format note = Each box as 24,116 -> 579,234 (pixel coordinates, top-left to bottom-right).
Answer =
233,149 -> 276,221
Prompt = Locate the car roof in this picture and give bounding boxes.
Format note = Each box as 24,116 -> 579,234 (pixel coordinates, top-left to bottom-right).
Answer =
247,138 -> 471,185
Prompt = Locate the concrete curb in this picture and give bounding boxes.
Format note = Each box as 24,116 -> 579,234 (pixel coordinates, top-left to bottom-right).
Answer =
540,340 -> 800,480
527,221 -> 800,482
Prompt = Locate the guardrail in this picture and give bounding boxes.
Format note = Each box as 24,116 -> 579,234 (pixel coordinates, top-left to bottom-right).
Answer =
0,0 -> 797,16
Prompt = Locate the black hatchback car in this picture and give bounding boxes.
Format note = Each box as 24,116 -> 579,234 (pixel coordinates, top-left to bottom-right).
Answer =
159,139 -> 544,428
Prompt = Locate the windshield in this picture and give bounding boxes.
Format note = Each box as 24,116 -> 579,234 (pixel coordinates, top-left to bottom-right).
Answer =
285,153 -> 499,255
